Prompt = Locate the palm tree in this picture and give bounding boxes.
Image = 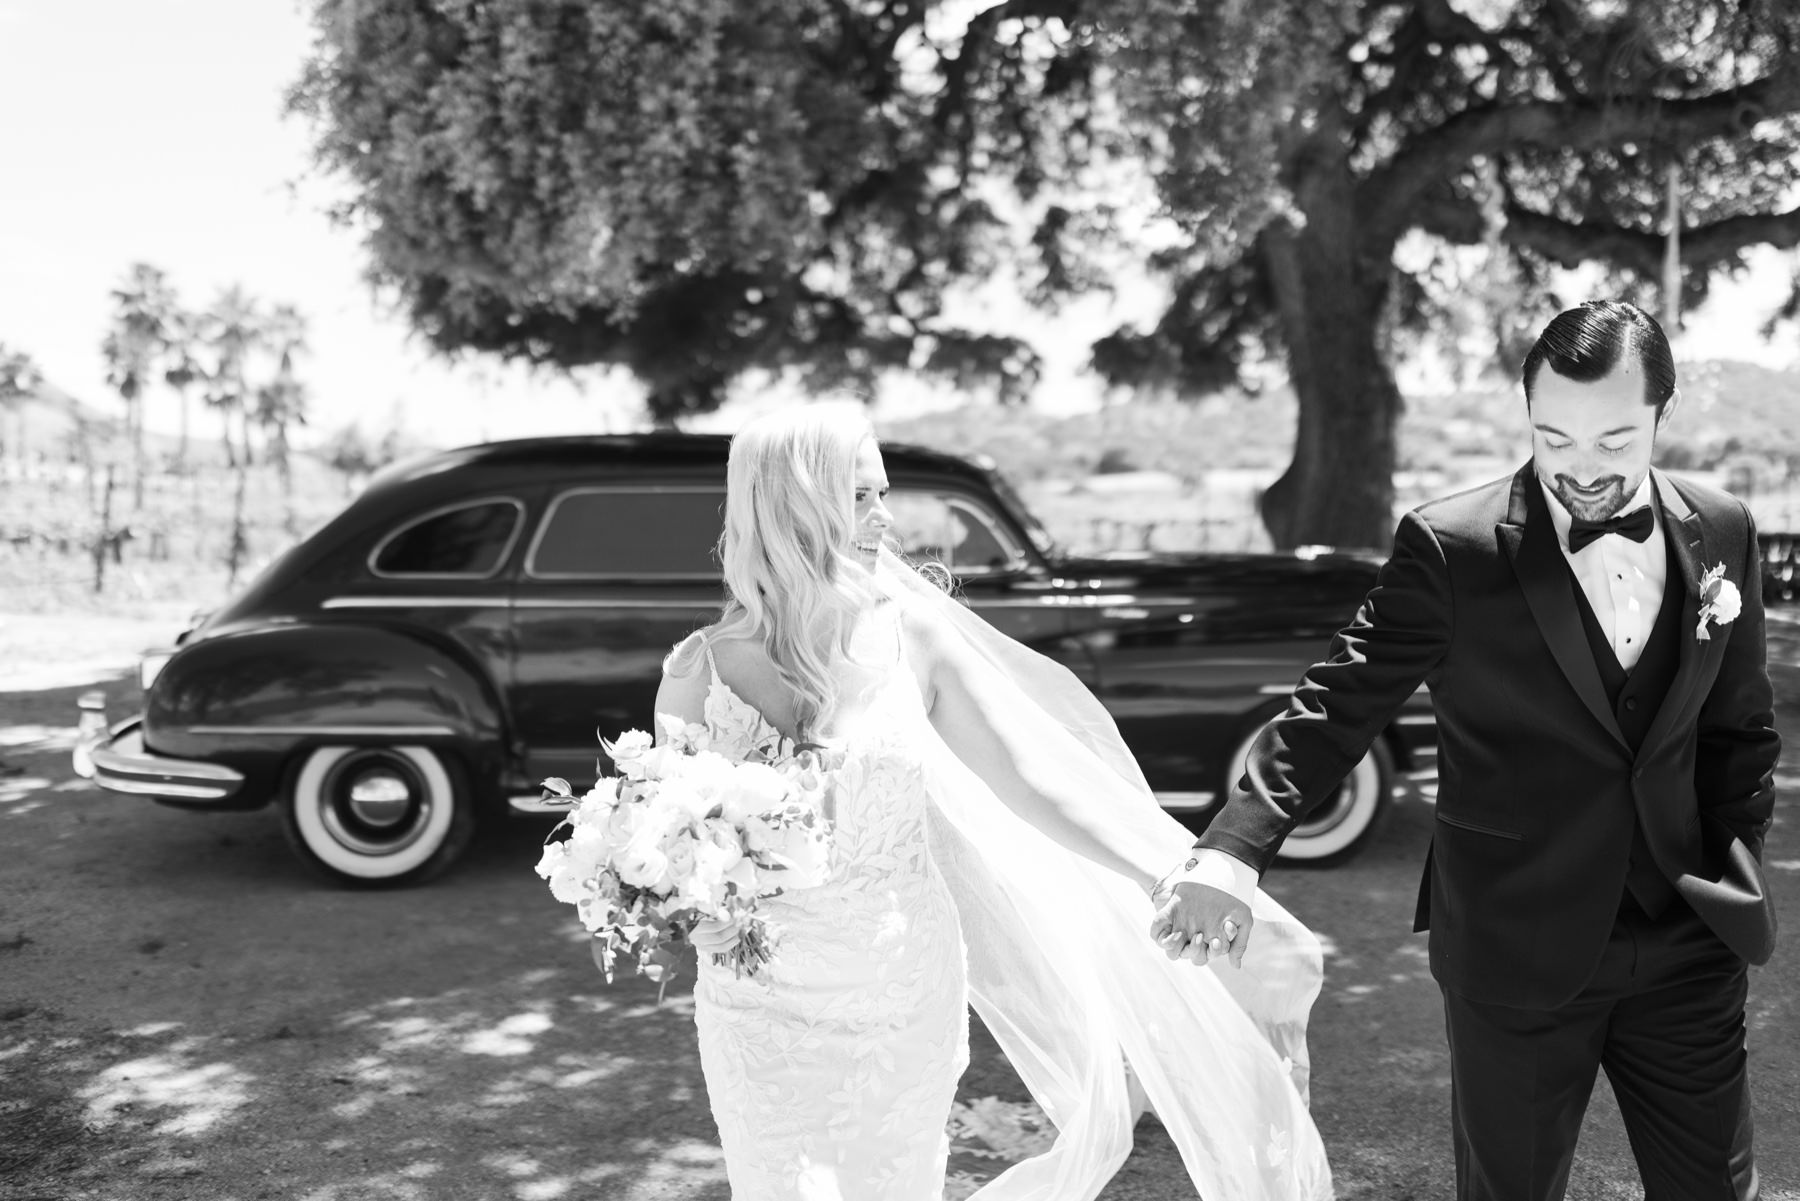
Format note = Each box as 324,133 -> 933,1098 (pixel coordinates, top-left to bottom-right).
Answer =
102,263 -> 176,508
203,286 -> 265,586
203,286 -> 262,470
161,305 -> 204,472
255,304 -> 311,538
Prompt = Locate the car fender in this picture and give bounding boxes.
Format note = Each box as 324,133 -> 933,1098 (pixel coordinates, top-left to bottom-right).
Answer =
145,622 -> 509,802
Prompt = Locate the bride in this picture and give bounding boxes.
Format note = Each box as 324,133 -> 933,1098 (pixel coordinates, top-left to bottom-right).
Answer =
651,405 -> 1333,1200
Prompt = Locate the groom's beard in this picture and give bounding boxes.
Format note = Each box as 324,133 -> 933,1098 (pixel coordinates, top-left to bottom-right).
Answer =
1551,473 -> 1634,523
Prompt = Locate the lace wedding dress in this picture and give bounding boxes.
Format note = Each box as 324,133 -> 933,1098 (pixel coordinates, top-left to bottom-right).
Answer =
683,558 -> 1335,1201
692,638 -> 970,1201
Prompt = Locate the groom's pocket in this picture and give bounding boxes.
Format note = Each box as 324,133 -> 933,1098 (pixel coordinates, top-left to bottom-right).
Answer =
1434,812 -> 1523,841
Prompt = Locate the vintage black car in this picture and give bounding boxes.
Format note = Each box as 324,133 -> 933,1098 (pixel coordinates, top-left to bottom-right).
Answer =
73,433 -> 1436,885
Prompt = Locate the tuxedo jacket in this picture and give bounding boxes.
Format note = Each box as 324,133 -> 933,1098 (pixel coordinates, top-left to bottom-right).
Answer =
1199,464 -> 1780,1008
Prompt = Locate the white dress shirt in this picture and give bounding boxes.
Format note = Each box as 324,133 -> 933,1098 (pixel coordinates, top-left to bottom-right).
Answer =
1539,475 -> 1667,673
1168,474 -> 1670,907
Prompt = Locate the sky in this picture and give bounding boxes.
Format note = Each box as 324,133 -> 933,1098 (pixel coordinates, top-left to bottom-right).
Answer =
0,0 -> 1794,452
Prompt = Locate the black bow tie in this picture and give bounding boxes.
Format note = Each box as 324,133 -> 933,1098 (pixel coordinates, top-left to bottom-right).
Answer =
1568,506 -> 1654,553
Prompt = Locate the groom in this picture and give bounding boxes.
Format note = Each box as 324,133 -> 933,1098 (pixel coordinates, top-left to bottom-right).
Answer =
1153,300 -> 1778,1200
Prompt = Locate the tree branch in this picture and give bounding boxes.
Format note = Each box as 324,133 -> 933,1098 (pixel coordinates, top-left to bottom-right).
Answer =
1500,202 -> 1800,275
1362,67 -> 1800,251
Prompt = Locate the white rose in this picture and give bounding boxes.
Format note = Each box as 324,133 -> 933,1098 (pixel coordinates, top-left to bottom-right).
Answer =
603,728 -> 654,765
566,817 -> 615,872
653,777 -> 714,822
609,804 -> 673,890
637,745 -> 687,781
716,763 -> 791,824
536,841 -> 588,905
615,838 -> 671,891
1710,578 -> 1742,626
661,830 -> 699,884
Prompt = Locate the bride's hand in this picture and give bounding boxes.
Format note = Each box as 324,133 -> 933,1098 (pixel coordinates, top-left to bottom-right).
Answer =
689,917 -> 742,956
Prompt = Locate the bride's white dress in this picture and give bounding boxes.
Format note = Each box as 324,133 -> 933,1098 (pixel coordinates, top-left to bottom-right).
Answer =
692,641 -> 969,1201
678,560 -> 1334,1201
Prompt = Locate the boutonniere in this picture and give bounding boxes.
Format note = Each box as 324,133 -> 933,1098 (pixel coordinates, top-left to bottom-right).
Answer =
1695,563 -> 1742,641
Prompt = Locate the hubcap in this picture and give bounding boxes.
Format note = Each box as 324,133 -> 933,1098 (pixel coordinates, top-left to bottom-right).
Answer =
1291,784 -> 1355,838
319,751 -> 432,855
348,771 -> 414,828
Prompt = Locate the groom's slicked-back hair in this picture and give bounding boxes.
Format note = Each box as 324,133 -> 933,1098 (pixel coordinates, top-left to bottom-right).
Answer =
1521,300 -> 1677,415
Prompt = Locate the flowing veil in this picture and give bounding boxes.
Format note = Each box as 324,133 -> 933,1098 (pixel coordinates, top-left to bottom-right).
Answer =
874,549 -> 1334,1200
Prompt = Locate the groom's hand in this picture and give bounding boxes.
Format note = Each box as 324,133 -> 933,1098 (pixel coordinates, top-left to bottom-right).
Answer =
1150,878 -> 1254,969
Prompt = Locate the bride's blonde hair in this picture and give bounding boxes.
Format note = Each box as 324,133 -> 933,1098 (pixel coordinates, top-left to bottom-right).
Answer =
679,404 -> 883,739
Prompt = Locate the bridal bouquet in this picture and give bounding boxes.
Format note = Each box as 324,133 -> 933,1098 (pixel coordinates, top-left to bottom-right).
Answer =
534,715 -> 839,983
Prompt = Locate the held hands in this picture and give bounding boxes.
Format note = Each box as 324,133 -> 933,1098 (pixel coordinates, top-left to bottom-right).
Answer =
1149,878 -> 1254,969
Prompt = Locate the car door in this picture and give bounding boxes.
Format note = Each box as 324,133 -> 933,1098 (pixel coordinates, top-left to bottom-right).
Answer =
508,480 -> 727,789
1082,561 -> 1374,797
319,494 -> 525,719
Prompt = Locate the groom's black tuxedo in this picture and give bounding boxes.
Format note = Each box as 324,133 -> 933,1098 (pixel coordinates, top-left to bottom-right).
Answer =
1198,463 -> 1779,1198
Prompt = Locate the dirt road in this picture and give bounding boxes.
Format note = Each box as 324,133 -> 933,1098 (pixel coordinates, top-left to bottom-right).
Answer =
3,626 -> 1797,1200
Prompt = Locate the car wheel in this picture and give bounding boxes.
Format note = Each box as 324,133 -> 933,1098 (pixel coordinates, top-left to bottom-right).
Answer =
281,745 -> 474,886
1225,723 -> 1393,866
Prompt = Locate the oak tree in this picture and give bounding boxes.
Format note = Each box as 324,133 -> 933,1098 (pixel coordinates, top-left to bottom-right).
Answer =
292,0 -> 1800,545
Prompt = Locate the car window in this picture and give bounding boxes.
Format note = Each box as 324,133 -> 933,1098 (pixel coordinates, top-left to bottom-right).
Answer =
886,489 -> 1026,575
371,498 -> 524,578
528,486 -> 725,578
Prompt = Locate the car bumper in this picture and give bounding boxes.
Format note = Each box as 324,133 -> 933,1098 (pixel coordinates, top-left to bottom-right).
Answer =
74,693 -> 246,803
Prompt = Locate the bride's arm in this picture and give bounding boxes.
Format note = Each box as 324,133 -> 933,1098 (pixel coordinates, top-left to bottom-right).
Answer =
906,607 -> 1162,894
652,632 -> 710,738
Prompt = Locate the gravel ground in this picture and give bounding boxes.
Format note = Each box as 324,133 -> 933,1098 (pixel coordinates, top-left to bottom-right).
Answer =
1,612 -> 1797,1201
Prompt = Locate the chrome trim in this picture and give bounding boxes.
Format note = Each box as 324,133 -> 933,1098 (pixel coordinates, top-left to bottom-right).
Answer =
972,594 -> 1155,609
1153,791 -> 1216,811
525,485 -> 726,581
930,493 -> 1029,576
188,724 -> 459,738
510,597 -> 714,610
93,775 -> 237,801
367,495 -> 526,581
73,691 -> 109,779
321,596 -> 510,610
85,725 -> 246,802
508,794 -> 572,815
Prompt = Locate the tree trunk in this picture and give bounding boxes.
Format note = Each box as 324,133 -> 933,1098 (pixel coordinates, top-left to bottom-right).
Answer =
176,387 -> 190,472
1256,141 -> 1403,552
131,397 -> 145,510
92,464 -> 116,594
220,409 -> 238,469
226,461 -> 250,588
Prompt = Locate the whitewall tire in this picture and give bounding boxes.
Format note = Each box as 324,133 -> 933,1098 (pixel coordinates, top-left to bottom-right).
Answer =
1226,723 -> 1393,865
281,745 -> 473,886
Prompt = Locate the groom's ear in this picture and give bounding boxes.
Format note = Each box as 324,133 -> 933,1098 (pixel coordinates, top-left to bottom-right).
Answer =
1657,388 -> 1682,430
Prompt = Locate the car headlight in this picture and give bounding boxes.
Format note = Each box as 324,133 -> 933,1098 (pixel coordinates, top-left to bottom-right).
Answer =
139,651 -> 176,692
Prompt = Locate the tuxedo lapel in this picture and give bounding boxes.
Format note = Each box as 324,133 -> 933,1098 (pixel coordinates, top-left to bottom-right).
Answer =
1497,465 -> 1630,751
1637,470 -> 1714,757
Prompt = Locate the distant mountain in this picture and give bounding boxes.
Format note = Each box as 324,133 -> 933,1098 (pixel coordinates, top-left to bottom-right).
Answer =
880,359 -> 1800,488
4,378 -> 232,469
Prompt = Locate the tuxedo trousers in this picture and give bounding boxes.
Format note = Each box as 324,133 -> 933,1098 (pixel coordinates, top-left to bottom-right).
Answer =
1440,894 -> 1757,1201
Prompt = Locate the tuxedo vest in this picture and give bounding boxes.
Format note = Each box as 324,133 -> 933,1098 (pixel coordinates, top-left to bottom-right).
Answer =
1562,532 -> 1683,915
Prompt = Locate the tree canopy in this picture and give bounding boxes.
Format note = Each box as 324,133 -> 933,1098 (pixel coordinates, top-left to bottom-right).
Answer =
292,0 -> 1800,544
